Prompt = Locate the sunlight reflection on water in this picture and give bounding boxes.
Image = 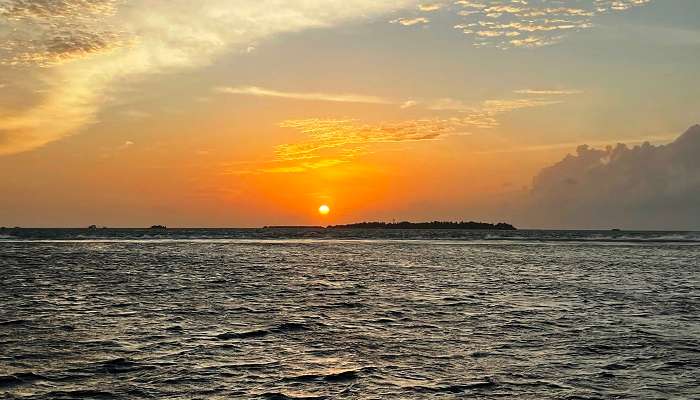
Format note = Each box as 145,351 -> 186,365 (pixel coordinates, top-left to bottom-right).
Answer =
1,229 -> 698,398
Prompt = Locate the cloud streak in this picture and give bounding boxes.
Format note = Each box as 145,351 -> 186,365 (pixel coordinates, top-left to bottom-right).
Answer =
514,89 -> 583,95
390,17 -> 430,26
216,86 -> 394,105
418,3 -> 443,12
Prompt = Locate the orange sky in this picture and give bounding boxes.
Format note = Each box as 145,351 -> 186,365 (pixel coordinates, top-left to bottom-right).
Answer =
1,0 -> 698,228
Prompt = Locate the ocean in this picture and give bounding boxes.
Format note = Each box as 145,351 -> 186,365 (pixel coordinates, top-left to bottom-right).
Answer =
1,229 -> 698,399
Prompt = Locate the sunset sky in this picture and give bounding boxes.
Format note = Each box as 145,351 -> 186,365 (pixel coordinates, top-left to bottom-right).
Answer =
1,0 -> 699,229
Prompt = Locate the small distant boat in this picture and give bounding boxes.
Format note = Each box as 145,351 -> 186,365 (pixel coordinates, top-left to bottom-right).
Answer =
150,225 -> 167,230
611,228 -> 622,232
88,225 -> 98,230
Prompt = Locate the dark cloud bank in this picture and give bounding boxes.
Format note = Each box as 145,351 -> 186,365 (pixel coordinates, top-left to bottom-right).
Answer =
525,125 -> 700,230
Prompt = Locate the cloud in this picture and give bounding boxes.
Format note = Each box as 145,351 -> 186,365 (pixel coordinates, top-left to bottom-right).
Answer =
400,100 -> 418,109
396,0 -> 653,48
216,86 -> 394,105
474,133 -> 678,155
390,17 -> 430,26
527,124 -> 700,229
595,0 -> 652,12
274,118 -> 459,163
514,89 -> 583,95
215,87 -> 561,118
0,0 -> 124,66
117,140 -> 134,150
427,97 -> 562,115
121,109 -> 150,120
0,0 -> 416,155
418,3 -> 443,12
263,94 -> 562,172
260,158 -> 348,174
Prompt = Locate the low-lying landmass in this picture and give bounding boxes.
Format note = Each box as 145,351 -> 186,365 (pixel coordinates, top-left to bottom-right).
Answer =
265,221 -> 516,230
329,221 -> 516,230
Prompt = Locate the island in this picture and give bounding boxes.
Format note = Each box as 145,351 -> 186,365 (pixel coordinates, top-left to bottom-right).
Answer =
327,221 -> 516,230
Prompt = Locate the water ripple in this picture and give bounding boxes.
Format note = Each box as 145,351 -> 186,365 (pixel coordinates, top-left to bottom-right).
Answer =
1,233 -> 698,398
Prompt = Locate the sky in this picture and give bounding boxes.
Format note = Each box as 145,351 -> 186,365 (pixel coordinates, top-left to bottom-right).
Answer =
1,0 -> 699,229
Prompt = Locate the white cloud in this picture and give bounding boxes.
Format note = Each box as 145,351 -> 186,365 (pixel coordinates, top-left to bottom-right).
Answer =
390,17 -> 430,26
427,97 -> 562,113
114,139 -> 134,151
395,0 -> 654,48
418,3 -> 443,12
514,89 -> 583,95
0,0 -> 417,155
400,100 -> 418,109
216,86 -> 394,105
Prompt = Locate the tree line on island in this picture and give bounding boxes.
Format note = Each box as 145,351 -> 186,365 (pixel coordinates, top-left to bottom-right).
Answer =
328,221 -> 516,230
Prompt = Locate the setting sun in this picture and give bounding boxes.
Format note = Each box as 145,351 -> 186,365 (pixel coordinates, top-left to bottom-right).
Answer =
318,205 -> 330,215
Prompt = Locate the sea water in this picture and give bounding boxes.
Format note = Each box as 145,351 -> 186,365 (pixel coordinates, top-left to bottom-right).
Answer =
1,229 -> 698,399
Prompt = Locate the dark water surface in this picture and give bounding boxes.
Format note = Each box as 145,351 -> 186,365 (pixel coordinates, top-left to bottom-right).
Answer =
1,229 -> 699,399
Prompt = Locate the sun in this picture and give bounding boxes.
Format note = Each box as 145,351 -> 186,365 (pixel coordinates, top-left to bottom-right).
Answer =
318,204 -> 330,215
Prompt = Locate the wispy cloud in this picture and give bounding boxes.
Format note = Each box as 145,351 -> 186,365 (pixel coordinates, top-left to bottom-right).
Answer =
218,90 -> 568,174
475,133 -> 678,155
397,0 -> 654,48
117,140 -> 134,150
514,89 -> 583,95
390,17 -> 430,26
216,86 -> 394,105
400,100 -> 418,109
260,158 -> 348,174
259,94 -> 562,172
275,118 -> 463,162
0,0 -> 417,155
418,3 -> 443,12
121,109 -> 150,120
427,97 -> 562,115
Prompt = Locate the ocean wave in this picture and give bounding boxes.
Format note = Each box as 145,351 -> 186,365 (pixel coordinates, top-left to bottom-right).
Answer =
408,378 -> 497,393
283,367 -> 376,383
1,233 -> 698,399
260,392 -> 328,400
37,389 -> 116,399
1,228 -> 699,245
217,329 -> 270,340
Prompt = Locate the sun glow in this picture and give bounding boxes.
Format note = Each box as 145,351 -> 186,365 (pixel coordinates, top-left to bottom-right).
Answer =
318,204 -> 330,215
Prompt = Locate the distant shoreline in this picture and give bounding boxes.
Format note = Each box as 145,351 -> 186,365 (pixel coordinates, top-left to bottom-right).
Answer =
265,221 -> 517,230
